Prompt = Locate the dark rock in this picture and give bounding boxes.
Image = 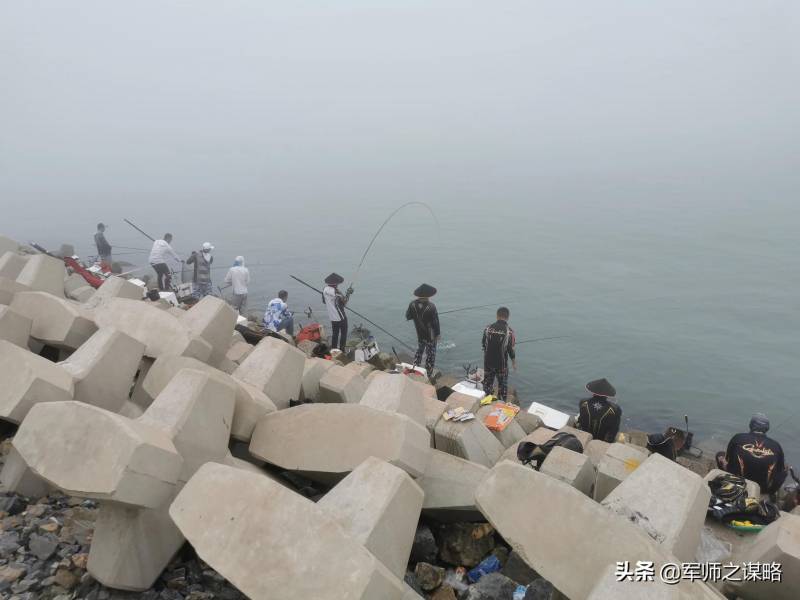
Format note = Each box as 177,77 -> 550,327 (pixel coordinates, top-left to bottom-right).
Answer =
431,585 -> 458,600
501,550 -> 540,586
492,545 -> 510,566
0,563 -> 27,584
404,570 -> 425,596
524,578 -> 556,600
437,522 -> 496,567
0,531 -> 21,557
0,494 -> 26,515
28,532 -> 59,560
53,567 -> 78,590
410,524 -> 438,565
464,572 -> 518,600
415,561 -> 445,591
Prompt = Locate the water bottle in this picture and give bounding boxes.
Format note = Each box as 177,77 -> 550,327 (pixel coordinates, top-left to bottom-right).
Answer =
513,585 -> 528,600
467,554 -> 501,583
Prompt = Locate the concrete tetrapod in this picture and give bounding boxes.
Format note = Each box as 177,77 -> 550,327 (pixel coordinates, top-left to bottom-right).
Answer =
299,357 -> 336,402
14,254 -> 66,297
415,449 -> 488,521
318,456 -> 424,578
82,275 -> 144,309
475,461 -> 721,600
601,453 -> 711,561
0,276 -> 29,306
594,442 -> 649,501
59,327 -> 146,413
0,305 -> 32,348
250,403 -> 431,482
169,462 -> 406,600
233,336 -> 305,409
141,354 -> 276,442
318,364 -> 368,403
434,403 -> 504,468
0,340 -> 74,424
10,291 -> 97,350
14,368 -> 236,591
178,295 -> 237,367
539,446 -> 595,496
360,371 -> 426,427
0,252 -> 28,280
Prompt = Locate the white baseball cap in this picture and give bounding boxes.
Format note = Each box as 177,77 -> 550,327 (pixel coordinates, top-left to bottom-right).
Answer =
202,242 -> 214,251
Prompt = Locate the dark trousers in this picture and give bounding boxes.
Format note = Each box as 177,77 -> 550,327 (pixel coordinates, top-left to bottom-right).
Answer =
483,367 -> 509,401
331,318 -> 348,351
151,263 -> 171,291
415,340 -> 437,374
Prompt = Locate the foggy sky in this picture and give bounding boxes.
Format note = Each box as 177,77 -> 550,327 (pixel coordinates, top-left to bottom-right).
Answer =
1,1 -> 798,240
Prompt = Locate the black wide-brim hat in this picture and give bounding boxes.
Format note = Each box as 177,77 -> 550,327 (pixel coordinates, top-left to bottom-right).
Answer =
586,378 -> 616,398
325,273 -> 345,285
414,283 -> 437,297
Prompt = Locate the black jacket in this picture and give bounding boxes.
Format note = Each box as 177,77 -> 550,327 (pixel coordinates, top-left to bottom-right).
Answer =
482,320 -> 516,371
725,432 -> 785,494
577,396 -> 622,443
94,232 -> 111,255
405,299 -> 440,342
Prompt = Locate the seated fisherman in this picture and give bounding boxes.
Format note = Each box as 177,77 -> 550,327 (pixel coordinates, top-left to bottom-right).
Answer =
577,378 -> 622,443
716,413 -> 787,495
647,427 -> 688,461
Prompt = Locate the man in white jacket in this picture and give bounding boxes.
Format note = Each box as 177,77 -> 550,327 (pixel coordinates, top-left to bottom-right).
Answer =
148,233 -> 182,291
224,256 -> 250,314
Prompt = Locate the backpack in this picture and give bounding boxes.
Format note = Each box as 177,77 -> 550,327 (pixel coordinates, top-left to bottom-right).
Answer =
517,432 -> 584,470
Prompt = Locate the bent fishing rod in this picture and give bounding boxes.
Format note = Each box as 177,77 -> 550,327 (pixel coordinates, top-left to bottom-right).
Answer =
290,274 -> 415,351
515,335 -> 572,345
123,218 -> 156,242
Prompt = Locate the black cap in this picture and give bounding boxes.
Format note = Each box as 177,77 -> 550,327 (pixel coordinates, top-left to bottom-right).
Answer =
586,378 -> 616,398
414,283 -> 437,298
325,273 -> 344,285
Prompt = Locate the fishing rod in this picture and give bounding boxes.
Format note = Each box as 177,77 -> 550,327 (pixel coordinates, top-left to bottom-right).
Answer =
350,202 -> 440,289
439,302 -> 508,316
290,274 -> 415,351
123,218 -> 155,242
515,335 -> 572,345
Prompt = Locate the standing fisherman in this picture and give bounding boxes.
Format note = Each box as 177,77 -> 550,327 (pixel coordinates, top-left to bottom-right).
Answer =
482,306 -> 517,402
186,242 -> 214,298
322,273 -> 352,351
94,223 -> 112,268
406,284 -> 440,375
148,233 -> 181,291
224,256 -> 250,314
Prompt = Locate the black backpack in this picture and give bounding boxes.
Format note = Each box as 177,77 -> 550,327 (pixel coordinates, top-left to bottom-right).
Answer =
517,432 -> 584,470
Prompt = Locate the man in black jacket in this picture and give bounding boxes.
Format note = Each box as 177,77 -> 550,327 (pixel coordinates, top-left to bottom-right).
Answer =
577,378 -> 623,443
406,284 -> 440,375
717,413 -> 787,494
482,306 -> 517,402
94,223 -> 112,267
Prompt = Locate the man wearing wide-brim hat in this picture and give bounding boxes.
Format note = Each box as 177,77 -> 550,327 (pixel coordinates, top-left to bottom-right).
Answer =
405,284 -> 440,375
322,273 -> 352,351
576,378 -> 622,443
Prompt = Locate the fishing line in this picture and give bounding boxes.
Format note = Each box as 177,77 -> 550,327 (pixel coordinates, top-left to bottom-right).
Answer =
515,335 -> 572,345
439,302 -> 510,316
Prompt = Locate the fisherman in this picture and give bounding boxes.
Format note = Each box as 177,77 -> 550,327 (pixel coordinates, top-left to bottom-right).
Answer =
148,233 -> 181,291
577,378 -> 623,443
647,427 -> 687,461
94,223 -> 112,267
186,242 -> 214,298
716,413 -> 788,495
322,273 -> 352,351
224,256 -> 250,314
264,290 -> 294,335
482,306 -> 517,402
405,284 -> 440,375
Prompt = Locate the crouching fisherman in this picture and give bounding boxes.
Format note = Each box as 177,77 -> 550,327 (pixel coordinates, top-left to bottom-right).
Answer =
264,290 -> 294,335
406,284 -> 440,375
647,427 -> 688,461
576,378 -> 622,443
716,413 -> 788,495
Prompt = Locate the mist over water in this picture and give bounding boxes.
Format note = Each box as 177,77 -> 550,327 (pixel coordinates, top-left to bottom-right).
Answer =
2,2 -> 799,465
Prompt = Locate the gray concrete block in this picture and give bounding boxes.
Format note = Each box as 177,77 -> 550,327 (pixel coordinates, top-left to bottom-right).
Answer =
11,291 -> 97,350
15,254 -> 66,297
434,412 -> 505,468
416,449 -> 488,520
59,327 -> 145,413
0,340 -> 74,424
319,364 -> 367,404
0,276 -> 29,306
178,295 -> 237,367
64,272 -> 88,297
0,305 -> 32,348
300,357 -> 336,402
0,236 -> 21,256
594,443 -> 649,501
169,462 -> 406,600
361,372 -> 426,427
585,440 -> 611,468
250,403 -> 431,481
83,276 -> 144,309
234,336 -> 305,409
514,411 -> 543,434
225,340 -> 253,365
70,285 -> 96,303
0,446 -> 53,498
319,457 -> 424,578
602,453 -> 711,561
346,361 -> 375,378
0,251 -> 28,280
540,446 -> 595,496
423,396 -> 444,446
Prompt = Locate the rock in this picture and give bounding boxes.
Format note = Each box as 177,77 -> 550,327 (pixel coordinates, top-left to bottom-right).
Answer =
169,462 -> 405,600
368,351 -> 395,371
317,457 -> 424,578
602,453 -> 711,561
430,585 -> 457,600
502,550 -> 540,586
250,403 -> 431,482
28,532 -> 59,560
416,449 -> 488,521
360,372 -> 426,427
410,525 -> 438,565
436,522 -> 496,568
593,443 -> 649,501
539,446 -> 595,496
414,562 -> 445,591
0,305 -> 32,348
0,340 -> 74,424
0,563 -> 26,584
53,567 -> 78,590
0,531 -> 21,556
15,254 -> 66,297
524,578 -> 556,600
233,336 -> 305,409
10,291 -> 96,350
318,365 -> 367,404
464,572 -> 518,600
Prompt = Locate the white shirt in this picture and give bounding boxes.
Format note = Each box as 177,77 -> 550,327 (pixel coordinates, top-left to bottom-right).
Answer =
149,239 -> 181,265
323,285 -> 345,322
224,266 -> 250,295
